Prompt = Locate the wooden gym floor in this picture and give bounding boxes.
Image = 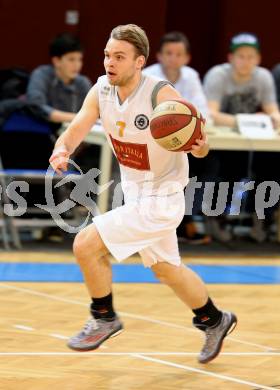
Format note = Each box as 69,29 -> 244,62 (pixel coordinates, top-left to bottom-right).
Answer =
0,251 -> 279,389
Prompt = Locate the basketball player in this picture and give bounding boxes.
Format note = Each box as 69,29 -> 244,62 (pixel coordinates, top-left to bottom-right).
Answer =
49,24 -> 237,364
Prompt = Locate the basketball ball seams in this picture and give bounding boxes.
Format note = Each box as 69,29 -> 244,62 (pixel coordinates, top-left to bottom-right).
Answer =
151,100 -> 203,120
154,116 -> 197,151
172,98 -> 198,117
150,113 -> 193,139
173,117 -> 203,152
150,99 -> 205,152
152,103 -> 192,117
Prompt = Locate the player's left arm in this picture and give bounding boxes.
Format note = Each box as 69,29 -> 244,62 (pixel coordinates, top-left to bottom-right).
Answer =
156,84 -> 209,158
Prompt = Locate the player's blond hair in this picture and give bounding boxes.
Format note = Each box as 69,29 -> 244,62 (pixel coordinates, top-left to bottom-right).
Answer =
110,24 -> 149,65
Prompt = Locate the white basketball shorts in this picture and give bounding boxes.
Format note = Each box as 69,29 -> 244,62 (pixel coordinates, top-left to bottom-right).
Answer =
93,191 -> 185,267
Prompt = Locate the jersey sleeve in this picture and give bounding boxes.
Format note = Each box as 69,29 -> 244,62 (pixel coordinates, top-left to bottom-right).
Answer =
151,80 -> 174,109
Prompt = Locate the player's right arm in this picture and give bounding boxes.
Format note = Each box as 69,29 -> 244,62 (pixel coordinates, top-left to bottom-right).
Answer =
49,84 -> 99,174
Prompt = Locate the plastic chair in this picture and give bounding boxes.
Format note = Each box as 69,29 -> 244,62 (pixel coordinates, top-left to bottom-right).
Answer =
0,111 -> 82,248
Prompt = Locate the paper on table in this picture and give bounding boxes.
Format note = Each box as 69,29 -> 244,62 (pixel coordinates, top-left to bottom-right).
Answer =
236,114 -> 276,139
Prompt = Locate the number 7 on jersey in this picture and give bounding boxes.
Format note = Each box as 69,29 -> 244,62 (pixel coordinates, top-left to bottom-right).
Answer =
116,121 -> 126,137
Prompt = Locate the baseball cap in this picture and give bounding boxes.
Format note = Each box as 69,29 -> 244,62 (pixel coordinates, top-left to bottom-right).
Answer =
229,33 -> 260,52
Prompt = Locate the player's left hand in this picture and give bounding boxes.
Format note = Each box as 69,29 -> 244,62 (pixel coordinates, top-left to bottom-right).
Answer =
189,130 -> 209,158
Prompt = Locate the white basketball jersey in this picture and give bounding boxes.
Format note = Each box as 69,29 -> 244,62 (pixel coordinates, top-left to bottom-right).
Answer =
97,74 -> 189,197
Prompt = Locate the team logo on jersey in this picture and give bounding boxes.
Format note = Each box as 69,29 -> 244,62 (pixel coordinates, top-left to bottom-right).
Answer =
134,114 -> 149,130
101,86 -> 110,95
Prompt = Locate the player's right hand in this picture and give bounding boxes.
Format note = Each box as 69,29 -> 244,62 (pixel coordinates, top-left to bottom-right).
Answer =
49,146 -> 70,175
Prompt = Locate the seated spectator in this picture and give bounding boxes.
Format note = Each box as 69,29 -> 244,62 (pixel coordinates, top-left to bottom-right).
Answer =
204,32 -> 280,242
143,31 -> 214,245
144,31 -> 208,117
271,63 -> 280,107
204,32 -> 280,127
26,33 -> 94,241
27,33 -> 97,171
27,33 -> 92,124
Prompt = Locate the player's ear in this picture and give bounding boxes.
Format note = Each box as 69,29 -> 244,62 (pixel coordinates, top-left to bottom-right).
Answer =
137,55 -> 146,70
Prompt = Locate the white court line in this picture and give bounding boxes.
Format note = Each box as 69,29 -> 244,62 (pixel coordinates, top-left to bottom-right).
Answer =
47,334 -> 107,348
0,352 -> 279,357
0,284 -> 88,306
142,352 -> 280,356
118,311 -> 276,351
11,322 -> 108,348
132,354 -> 277,390
13,326 -> 68,341
13,325 -> 34,331
0,283 -> 276,351
47,333 -> 109,349
48,333 -> 68,340
0,350 -> 277,388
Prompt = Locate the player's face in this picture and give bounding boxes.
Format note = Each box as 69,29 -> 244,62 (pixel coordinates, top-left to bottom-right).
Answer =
157,42 -> 190,72
53,52 -> 83,82
104,38 -> 145,86
228,46 -> 260,78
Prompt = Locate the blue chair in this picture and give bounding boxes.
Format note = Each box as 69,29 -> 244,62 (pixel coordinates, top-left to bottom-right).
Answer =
0,111 -> 81,248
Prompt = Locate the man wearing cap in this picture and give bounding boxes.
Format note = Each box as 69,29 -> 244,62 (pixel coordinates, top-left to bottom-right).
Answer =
203,33 -> 280,242
204,32 -> 280,127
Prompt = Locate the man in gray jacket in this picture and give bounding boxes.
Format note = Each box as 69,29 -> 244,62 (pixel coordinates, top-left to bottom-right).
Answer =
27,33 -> 92,124
204,33 -> 280,242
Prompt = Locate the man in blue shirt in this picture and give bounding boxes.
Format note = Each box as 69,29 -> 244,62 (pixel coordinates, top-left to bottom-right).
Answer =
26,33 -> 94,241
27,33 -> 92,124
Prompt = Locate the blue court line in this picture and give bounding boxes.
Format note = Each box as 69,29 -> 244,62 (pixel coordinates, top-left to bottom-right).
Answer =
0,263 -> 280,284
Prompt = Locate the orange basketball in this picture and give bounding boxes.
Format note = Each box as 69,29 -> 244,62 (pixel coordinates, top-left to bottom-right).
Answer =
150,99 -> 205,152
